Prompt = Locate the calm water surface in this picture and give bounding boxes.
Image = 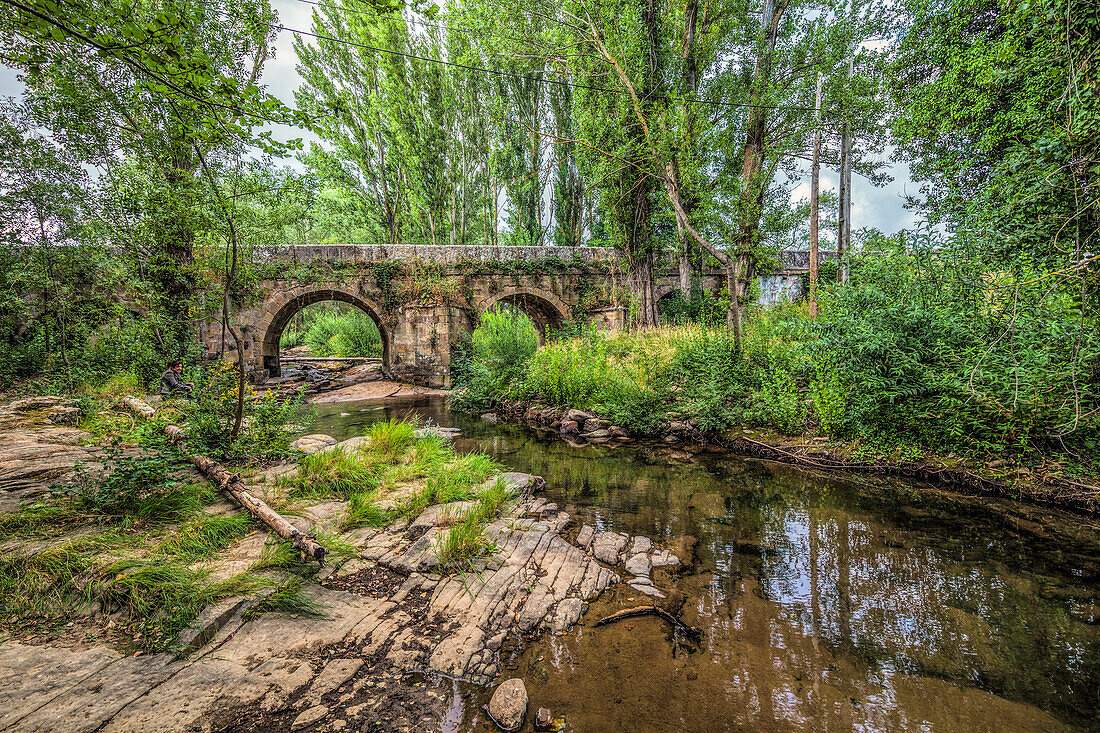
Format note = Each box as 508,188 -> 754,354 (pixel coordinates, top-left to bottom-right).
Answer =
312,397 -> 1100,732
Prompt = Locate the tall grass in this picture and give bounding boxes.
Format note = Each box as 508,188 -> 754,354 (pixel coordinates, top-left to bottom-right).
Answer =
433,513 -> 495,571
365,418 -> 417,461
0,531 -> 265,651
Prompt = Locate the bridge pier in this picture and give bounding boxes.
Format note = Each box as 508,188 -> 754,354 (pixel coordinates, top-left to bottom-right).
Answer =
389,305 -> 469,388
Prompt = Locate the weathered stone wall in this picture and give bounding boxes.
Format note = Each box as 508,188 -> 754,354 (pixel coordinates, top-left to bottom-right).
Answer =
202,267 -> 617,387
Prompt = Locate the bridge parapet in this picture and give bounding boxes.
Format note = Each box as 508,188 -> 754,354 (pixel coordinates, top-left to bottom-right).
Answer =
257,244 -> 617,265
779,249 -> 837,272
255,243 -> 831,274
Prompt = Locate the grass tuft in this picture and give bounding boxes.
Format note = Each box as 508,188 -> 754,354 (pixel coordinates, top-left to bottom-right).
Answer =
433,513 -> 497,571
244,577 -> 325,620
156,513 -> 253,563
364,418 -> 417,461
342,490 -> 391,530
284,447 -> 380,500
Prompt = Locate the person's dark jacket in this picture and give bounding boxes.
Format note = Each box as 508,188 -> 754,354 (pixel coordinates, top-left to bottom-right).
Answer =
159,369 -> 190,395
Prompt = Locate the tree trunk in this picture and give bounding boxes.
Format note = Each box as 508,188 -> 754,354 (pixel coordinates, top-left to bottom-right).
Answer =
808,71 -> 823,318
737,0 -> 790,263
837,59 -> 854,284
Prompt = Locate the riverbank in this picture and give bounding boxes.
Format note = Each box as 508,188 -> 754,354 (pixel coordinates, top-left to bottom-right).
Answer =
0,397 -> 683,731
483,400 -> 1100,516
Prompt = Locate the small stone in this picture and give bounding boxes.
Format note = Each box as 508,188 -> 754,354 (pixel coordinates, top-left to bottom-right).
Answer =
629,575 -> 653,585
629,581 -> 665,598
535,707 -> 553,730
487,678 -> 528,731
609,426 -> 629,438
576,525 -> 595,549
560,420 -> 580,435
624,553 -> 651,577
582,418 -> 610,432
564,408 -> 593,423
650,550 -> 681,567
629,536 -> 653,556
291,704 -> 329,731
481,412 -> 499,424
583,429 -> 610,439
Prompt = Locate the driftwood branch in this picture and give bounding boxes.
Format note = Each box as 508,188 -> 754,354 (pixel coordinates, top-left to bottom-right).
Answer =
594,605 -> 701,640
162,423 -> 328,564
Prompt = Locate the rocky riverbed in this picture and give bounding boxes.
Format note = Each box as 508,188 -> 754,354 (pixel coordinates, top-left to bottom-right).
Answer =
0,399 -> 687,732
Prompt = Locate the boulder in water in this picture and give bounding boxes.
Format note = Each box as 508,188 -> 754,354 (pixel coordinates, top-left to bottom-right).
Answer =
486,678 -> 527,731
591,531 -> 629,564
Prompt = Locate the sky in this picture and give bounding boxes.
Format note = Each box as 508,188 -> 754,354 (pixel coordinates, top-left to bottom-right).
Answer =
0,0 -> 921,237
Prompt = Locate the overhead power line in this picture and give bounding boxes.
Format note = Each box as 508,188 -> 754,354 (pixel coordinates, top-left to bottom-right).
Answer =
252,9 -> 820,113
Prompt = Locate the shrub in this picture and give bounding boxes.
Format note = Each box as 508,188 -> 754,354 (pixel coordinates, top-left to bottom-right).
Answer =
669,329 -> 744,433
300,309 -> 382,358
657,288 -> 729,327
809,371 -> 849,437
68,447 -> 207,526
761,368 -> 805,434
185,359 -> 305,459
451,309 -> 539,411
83,320 -> 165,388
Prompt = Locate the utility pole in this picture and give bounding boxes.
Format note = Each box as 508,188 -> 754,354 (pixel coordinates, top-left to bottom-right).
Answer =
809,71 -> 823,318
837,57 -> 853,283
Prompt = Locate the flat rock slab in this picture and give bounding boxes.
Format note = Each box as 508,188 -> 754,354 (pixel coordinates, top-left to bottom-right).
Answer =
625,552 -> 651,577
576,525 -> 595,549
629,581 -> 666,598
0,474 -> 618,729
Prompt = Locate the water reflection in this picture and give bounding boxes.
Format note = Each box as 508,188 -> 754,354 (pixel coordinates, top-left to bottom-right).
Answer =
311,397 -> 1100,731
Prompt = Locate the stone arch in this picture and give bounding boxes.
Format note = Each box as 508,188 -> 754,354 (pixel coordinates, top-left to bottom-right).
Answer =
654,283 -> 678,303
477,286 -> 571,344
259,287 -> 390,378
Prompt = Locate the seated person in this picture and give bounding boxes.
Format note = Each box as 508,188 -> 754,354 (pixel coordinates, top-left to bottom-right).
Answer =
159,360 -> 195,396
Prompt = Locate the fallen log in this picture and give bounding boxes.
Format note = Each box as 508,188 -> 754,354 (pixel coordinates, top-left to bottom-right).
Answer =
594,605 -> 701,640
163,424 -> 327,564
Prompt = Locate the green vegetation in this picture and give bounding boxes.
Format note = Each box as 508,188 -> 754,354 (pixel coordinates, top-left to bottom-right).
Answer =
280,304 -> 382,358
273,420 -> 514,564
453,245 -> 1099,469
451,310 -> 541,413
172,358 -> 306,460
0,448 -> 270,651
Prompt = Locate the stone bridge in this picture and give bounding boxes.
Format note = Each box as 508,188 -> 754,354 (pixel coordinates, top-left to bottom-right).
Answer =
201,245 -> 822,388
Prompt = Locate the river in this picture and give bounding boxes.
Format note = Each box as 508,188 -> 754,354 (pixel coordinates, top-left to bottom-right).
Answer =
311,396 -> 1100,732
